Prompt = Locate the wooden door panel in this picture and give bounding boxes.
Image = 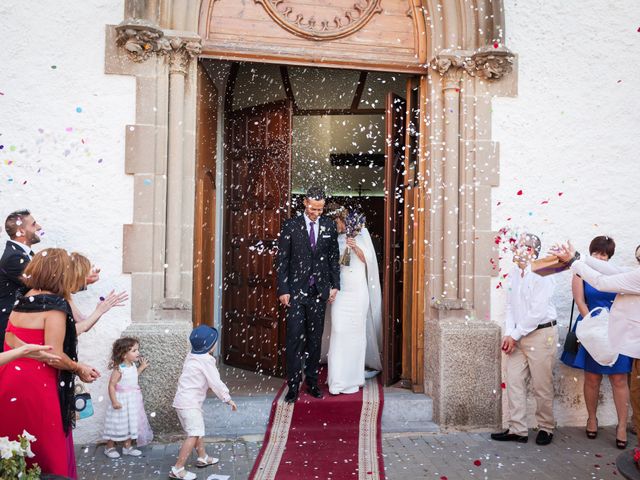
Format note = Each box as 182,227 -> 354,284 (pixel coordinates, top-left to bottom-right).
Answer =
383,92 -> 406,386
223,99 -> 292,376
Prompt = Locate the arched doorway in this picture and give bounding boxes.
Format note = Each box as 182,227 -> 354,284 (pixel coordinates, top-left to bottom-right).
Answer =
195,0 -> 429,389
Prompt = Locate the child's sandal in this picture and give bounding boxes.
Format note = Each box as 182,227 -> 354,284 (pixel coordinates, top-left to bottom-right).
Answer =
169,466 -> 196,480
196,455 -> 219,467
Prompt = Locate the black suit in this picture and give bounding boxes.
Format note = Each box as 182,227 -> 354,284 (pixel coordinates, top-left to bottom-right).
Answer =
0,241 -> 31,351
277,214 -> 340,388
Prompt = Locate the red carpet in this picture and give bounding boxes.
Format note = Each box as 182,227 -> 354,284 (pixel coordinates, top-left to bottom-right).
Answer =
249,370 -> 385,480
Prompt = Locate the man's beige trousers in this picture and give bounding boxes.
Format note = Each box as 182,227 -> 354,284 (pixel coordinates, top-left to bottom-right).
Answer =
505,326 -> 558,436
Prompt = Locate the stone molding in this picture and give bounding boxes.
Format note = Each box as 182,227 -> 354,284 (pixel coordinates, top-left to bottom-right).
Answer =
115,18 -> 202,73
430,45 -> 515,81
253,0 -> 383,41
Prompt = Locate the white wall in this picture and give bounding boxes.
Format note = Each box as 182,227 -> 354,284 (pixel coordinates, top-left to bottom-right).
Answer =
0,1 -> 135,442
492,0 -> 640,427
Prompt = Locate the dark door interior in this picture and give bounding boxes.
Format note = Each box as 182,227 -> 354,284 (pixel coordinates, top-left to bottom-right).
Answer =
222,99 -> 292,376
382,92 -> 406,386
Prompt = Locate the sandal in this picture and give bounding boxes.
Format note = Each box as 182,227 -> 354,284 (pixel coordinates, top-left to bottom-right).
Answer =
586,417 -> 598,439
196,454 -> 219,468
616,424 -> 628,450
169,466 -> 196,480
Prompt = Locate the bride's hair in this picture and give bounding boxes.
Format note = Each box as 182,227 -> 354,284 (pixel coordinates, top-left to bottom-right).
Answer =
325,203 -> 347,220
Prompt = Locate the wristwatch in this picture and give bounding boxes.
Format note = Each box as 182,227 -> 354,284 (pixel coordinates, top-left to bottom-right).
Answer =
566,251 -> 581,267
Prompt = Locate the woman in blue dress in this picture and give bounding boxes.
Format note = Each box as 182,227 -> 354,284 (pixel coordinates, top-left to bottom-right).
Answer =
561,236 -> 632,449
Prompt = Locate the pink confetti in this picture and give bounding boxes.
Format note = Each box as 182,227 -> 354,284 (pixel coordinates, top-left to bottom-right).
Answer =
541,199 -> 549,205
493,42 -> 499,48
501,382 -> 506,389
65,127 -> 73,132
516,189 -> 523,196
558,192 -> 563,196
473,459 -> 482,466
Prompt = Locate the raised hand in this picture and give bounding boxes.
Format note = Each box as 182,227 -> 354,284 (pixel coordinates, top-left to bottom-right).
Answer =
96,290 -> 129,315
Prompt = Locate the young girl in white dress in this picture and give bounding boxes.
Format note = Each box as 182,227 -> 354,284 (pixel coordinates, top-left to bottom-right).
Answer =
103,337 -> 153,458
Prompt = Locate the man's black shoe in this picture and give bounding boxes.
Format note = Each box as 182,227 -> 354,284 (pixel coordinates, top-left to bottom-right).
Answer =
306,384 -> 324,399
535,430 -> 553,445
284,386 -> 299,403
490,429 -> 528,443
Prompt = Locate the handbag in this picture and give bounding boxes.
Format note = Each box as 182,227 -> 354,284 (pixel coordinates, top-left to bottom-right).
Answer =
575,307 -> 619,366
562,301 -> 579,355
74,383 -> 94,420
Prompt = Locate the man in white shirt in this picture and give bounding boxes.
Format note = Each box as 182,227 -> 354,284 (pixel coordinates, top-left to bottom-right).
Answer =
492,233 -> 558,445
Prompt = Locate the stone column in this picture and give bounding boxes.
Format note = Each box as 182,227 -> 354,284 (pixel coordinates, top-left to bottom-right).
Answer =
431,51 -> 467,305
425,47 -> 514,429
164,37 -> 201,304
112,17 -> 201,436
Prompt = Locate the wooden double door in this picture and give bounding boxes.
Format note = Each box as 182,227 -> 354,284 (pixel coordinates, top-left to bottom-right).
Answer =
220,87 -> 417,385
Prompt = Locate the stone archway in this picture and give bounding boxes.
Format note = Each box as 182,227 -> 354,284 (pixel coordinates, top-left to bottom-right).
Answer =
106,0 -> 516,434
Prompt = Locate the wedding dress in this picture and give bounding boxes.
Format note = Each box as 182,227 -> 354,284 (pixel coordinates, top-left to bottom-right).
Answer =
324,227 -> 383,394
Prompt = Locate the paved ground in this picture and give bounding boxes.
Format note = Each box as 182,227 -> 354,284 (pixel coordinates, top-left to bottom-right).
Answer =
76,426 -> 633,480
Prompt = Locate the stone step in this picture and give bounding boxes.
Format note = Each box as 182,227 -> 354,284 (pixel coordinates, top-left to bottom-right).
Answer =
202,389 -> 438,437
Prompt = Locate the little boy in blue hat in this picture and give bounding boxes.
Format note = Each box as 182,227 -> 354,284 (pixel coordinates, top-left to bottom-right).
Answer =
170,325 -> 237,480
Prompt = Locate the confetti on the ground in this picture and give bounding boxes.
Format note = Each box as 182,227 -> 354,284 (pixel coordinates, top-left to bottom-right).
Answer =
473,459 -> 482,466
516,189 -> 523,195
143,179 -> 152,186
76,106 -> 82,113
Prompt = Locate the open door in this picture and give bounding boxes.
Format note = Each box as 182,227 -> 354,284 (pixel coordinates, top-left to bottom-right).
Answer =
193,63 -> 217,327
222,99 -> 292,376
383,93 -> 406,386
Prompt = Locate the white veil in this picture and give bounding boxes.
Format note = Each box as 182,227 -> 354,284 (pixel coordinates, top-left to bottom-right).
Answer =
320,226 -> 383,373
361,227 -> 383,372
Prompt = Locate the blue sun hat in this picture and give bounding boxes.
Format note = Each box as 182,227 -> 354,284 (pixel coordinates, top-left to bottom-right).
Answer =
189,325 -> 219,354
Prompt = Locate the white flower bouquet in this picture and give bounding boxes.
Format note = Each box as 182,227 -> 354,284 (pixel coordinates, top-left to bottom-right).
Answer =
0,431 -> 41,480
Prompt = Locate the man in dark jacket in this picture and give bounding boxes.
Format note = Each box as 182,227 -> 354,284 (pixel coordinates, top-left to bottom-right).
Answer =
277,187 -> 340,403
0,210 -> 42,351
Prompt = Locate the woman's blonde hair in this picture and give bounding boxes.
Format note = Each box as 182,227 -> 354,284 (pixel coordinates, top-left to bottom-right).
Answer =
69,252 -> 91,293
22,248 -> 74,299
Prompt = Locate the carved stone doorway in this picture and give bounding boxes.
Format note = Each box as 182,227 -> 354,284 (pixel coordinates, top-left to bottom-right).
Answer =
196,59 -> 425,390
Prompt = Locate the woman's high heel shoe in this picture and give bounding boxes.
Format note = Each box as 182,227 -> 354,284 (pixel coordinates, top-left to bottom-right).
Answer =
586,418 -> 598,439
616,424 -> 628,450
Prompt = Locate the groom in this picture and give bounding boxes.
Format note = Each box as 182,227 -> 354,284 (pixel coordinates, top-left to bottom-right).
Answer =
277,186 -> 340,403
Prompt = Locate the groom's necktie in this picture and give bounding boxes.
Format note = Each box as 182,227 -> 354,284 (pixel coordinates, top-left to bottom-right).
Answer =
309,221 -> 316,251
309,221 -> 316,287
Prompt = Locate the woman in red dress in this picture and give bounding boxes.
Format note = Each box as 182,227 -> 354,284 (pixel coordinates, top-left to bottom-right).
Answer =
0,248 -> 99,479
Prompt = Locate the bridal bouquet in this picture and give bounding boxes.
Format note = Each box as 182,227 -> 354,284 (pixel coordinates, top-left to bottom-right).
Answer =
339,211 -> 366,266
0,431 -> 41,480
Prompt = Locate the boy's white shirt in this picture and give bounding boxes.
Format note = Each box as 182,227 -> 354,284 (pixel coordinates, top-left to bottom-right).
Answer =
173,353 -> 231,410
504,264 -> 558,341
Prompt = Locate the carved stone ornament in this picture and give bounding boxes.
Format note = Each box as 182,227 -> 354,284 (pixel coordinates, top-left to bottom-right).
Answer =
115,19 -> 171,62
254,0 -> 383,41
431,45 -> 515,81
168,37 -> 203,75
468,45 -> 515,80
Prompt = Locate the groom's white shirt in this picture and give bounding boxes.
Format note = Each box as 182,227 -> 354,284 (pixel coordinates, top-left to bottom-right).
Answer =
303,212 -> 316,236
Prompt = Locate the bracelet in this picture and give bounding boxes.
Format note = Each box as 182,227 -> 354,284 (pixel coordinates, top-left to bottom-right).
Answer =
567,251 -> 581,267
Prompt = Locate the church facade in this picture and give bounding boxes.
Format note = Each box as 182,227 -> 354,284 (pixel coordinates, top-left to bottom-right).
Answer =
2,0 -> 639,442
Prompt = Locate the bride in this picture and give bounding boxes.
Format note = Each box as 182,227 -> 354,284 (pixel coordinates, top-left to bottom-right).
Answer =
322,205 -> 383,395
